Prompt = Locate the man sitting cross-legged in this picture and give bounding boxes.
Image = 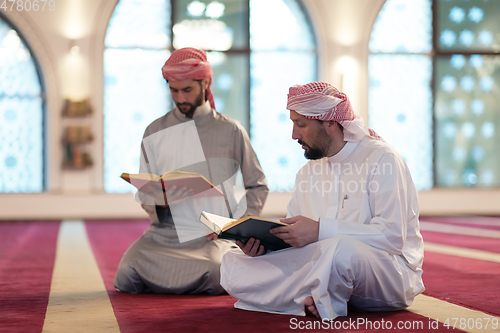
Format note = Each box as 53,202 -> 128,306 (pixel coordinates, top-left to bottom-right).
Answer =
221,82 -> 425,320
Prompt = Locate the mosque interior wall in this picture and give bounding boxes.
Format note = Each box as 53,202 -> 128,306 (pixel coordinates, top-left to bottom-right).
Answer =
1,0 -> 499,219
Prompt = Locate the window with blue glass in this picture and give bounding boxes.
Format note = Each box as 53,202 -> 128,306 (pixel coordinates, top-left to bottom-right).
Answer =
369,0 -> 500,189
104,0 -> 317,193
0,16 -> 44,193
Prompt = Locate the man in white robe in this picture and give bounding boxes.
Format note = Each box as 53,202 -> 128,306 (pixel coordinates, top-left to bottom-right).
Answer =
220,81 -> 424,319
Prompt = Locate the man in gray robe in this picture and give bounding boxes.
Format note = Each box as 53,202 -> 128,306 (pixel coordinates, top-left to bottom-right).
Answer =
114,47 -> 268,295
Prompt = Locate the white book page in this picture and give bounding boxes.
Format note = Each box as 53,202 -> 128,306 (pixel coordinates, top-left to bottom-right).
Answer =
201,211 -> 235,231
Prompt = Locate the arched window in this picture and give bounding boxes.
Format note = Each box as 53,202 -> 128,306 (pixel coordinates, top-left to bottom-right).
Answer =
103,0 -> 317,193
369,0 -> 500,190
0,16 -> 44,193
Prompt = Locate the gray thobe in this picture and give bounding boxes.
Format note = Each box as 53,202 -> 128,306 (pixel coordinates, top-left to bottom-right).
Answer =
114,101 -> 268,294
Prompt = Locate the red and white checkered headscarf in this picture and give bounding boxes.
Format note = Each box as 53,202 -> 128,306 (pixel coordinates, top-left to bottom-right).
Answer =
162,47 -> 216,110
286,82 -> 382,141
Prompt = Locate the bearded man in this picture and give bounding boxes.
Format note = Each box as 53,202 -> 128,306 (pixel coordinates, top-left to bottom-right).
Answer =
220,82 -> 424,319
114,48 -> 268,295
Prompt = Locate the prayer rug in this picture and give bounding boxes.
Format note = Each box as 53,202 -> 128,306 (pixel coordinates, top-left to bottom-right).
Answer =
422,231 -> 500,254
420,216 -> 500,317
2,218 -> 498,332
422,251 -> 500,317
0,221 -> 60,333
85,220 -> 462,333
421,216 -> 500,231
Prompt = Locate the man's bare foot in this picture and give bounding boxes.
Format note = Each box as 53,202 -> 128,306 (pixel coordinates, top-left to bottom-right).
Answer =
304,296 -> 320,318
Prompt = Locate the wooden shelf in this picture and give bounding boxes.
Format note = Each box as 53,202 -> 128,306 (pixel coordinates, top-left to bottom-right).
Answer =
62,99 -> 93,170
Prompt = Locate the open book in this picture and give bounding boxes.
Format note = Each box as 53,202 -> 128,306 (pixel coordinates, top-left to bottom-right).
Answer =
200,211 -> 291,251
121,171 -> 223,197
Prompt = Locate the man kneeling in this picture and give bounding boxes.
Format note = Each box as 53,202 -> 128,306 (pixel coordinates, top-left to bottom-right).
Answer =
220,82 -> 424,320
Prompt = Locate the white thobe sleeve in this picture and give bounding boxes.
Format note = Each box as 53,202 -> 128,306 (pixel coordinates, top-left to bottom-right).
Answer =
319,153 -> 412,255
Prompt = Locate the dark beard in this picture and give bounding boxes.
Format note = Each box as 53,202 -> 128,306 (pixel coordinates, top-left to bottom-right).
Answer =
299,126 -> 331,160
176,90 -> 204,118
298,141 -> 324,160
303,145 -> 325,160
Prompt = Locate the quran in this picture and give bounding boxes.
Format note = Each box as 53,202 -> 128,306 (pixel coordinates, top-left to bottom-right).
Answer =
200,211 -> 291,251
121,171 -> 223,197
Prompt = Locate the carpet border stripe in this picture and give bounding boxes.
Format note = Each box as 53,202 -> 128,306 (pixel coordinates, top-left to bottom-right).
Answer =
42,220 -> 120,333
408,294 -> 500,333
420,222 -> 500,238
424,242 -> 500,263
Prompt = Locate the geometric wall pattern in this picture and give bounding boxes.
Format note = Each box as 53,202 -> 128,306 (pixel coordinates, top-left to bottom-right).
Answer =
0,17 -> 44,193
369,0 -> 499,189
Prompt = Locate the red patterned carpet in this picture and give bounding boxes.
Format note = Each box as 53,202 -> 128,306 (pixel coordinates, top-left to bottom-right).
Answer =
86,220 -> 454,333
0,222 -> 59,333
1,216 -> 499,332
